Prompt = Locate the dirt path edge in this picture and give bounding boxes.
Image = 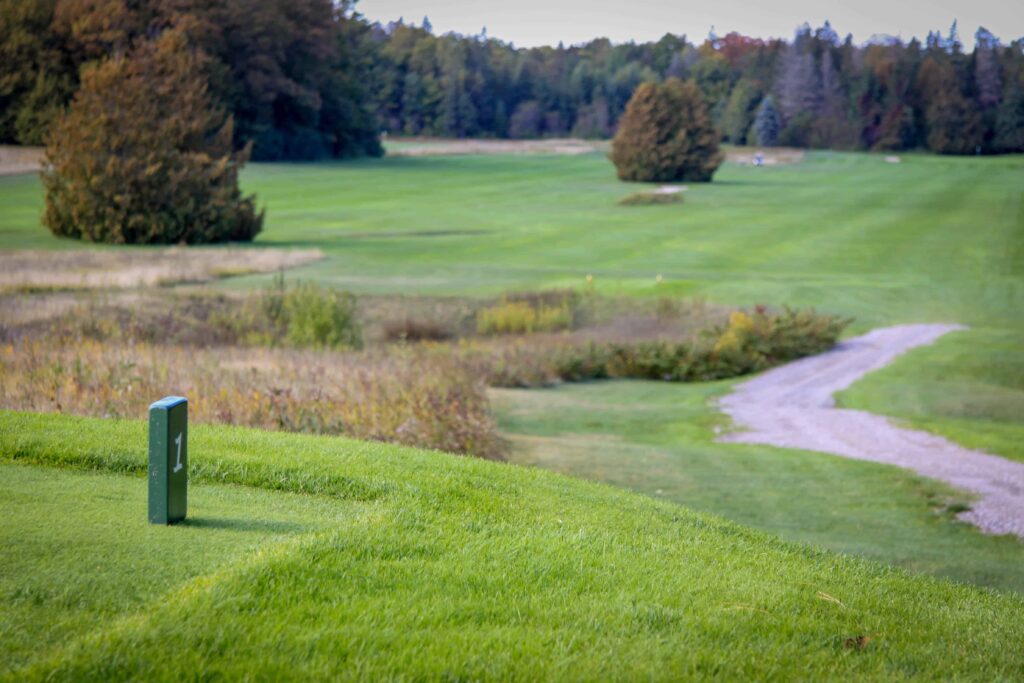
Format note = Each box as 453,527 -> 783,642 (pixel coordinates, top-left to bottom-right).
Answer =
717,324 -> 1024,538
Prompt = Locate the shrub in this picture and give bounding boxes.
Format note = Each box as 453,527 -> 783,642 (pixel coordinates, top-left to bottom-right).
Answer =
610,79 -> 723,183
471,306 -> 849,387
41,29 -> 263,244
280,284 -> 360,349
477,299 -> 574,335
381,318 -> 454,343
247,275 -> 361,349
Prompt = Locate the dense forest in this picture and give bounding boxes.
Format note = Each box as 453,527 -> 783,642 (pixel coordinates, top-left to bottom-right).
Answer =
2,0 -> 1023,158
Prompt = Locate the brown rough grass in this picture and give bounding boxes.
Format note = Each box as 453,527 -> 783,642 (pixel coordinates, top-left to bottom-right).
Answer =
0,247 -> 323,292
0,339 -> 503,459
0,288 -> 728,458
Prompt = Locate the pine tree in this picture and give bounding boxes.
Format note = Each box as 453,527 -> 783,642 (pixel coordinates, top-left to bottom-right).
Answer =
720,79 -> 760,144
508,100 -> 541,138
945,20 -> 962,54
0,0 -> 76,144
42,29 -> 263,244
819,50 -> 844,116
918,59 -> 983,154
973,27 -> 1002,109
401,72 -> 425,134
610,78 -> 723,182
994,78 -> 1024,152
752,95 -> 782,147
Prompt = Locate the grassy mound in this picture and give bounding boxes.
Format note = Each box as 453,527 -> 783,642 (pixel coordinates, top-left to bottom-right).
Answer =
2,410 -> 1023,680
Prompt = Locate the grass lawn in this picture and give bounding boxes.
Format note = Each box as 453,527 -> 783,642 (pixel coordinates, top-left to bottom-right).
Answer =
0,463 -> 351,673
2,410 -> 1024,680
491,381 -> 1024,594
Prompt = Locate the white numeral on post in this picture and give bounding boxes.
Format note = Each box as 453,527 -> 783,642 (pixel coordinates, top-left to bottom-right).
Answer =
173,432 -> 183,473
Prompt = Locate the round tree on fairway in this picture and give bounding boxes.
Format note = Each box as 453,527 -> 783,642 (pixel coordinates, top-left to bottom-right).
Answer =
610,78 -> 723,183
42,28 -> 263,244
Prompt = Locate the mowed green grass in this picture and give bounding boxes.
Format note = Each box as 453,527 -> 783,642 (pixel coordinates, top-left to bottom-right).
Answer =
0,464 -> 351,673
3,410 -> 1024,680
492,381 -> 1024,594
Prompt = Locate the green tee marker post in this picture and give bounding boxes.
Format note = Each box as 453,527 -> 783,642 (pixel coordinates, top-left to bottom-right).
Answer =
148,396 -> 188,525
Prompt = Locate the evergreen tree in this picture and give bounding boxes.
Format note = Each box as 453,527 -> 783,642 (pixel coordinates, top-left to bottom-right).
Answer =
973,27 -> 1001,109
752,95 -> 782,146
0,0 -> 75,144
610,78 -> 723,182
42,29 -> 262,244
919,59 -> 983,153
508,100 -> 541,138
994,78 -> 1024,152
777,43 -> 820,122
720,78 -> 760,144
572,97 -> 611,138
819,50 -> 844,116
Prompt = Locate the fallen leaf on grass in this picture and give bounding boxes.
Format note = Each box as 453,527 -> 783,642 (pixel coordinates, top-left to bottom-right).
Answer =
844,635 -> 872,650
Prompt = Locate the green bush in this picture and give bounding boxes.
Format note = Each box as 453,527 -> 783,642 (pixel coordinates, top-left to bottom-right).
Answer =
258,275 -> 361,349
283,284 -> 361,349
610,79 -> 723,183
41,29 -> 263,244
476,296 -> 575,335
476,306 -> 849,387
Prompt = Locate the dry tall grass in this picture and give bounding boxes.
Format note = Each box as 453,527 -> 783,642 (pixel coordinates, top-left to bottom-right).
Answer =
0,248 -> 323,292
0,285 -> 843,460
0,340 -> 502,459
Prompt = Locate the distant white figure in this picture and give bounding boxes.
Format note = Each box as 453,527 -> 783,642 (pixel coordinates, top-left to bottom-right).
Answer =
754,151 -> 764,167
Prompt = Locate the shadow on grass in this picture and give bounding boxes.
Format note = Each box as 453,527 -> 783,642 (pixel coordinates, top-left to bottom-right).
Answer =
179,517 -> 307,534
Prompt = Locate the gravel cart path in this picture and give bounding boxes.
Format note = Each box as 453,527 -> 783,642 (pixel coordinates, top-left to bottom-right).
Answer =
718,324 -> 1024,538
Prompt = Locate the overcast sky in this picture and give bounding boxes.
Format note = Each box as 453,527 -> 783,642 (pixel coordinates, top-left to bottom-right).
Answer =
357,0 -> 1022,48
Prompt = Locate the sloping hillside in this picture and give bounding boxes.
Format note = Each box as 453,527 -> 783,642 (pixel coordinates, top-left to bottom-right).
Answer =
2,411 -> 1022,680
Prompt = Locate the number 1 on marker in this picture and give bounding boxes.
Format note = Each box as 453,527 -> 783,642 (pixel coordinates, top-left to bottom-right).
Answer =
173,432 -> 183,473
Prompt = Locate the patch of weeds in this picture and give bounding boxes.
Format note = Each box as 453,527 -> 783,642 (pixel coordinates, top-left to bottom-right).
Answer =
381,318 -> 455,343
617,191 -> 682,206
0,340 -> 503,459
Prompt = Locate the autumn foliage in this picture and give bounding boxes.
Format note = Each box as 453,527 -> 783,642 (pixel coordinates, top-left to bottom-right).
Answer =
41,29 -> 263,244
610,79 -> 723,183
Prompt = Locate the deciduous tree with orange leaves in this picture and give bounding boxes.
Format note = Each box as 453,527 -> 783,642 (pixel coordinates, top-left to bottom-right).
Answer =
610,78 -> 723,183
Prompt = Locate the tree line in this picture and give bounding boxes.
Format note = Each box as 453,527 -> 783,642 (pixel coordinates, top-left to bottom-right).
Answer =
0,0 -> 381,160
369,19 -> 1024,154
2,1 -> 1023,158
